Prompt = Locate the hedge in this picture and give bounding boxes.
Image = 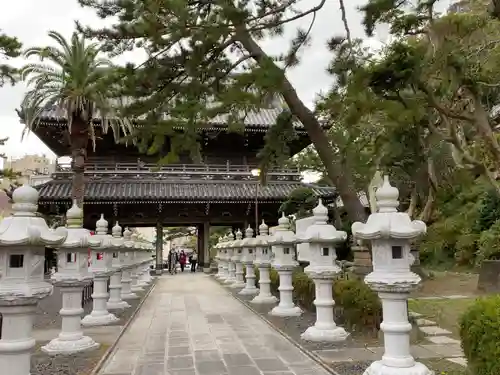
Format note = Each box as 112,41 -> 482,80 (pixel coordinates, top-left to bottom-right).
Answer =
253,267 -> 381,330
460,295 -> 500,375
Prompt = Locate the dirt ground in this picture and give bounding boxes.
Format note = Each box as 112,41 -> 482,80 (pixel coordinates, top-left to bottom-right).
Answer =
413,271 -> 479,297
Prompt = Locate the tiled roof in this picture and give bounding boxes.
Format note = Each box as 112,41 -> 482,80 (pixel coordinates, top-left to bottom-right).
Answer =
36,180 -> 336,202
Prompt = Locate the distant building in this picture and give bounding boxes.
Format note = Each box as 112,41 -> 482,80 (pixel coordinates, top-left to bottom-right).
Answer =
1,154 -> 55,189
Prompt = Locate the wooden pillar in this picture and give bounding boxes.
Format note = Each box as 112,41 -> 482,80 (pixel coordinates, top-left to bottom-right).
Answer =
155,223 -> 164,274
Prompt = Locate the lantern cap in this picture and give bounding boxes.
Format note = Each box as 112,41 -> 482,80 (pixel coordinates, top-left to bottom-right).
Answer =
297,200 -> 346,244
241,225 -> 254,246
232,229 -> 243,247
352,176 -> 426,240
268,213 -> 296,245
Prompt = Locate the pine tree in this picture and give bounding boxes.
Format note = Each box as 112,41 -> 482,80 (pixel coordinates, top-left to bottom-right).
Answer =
77,0 -> 367,223
0,30 -> 22,87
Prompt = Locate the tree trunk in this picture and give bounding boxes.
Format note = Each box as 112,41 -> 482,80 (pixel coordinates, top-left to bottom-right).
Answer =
236,32 -> 367,223
70,115 -> 89,207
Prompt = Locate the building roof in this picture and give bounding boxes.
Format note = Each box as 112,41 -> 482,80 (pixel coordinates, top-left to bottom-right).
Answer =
36,180 -> 336,203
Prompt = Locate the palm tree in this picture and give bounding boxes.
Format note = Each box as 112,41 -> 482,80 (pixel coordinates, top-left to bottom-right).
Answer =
19,31 -> 133,204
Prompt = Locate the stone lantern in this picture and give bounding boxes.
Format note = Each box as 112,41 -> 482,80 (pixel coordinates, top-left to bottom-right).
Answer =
224,232 -> 237,284
214,237 -> 224,279
82,214 -> 119,326
130,233 -> 144,293
121,227 -> 138,300
239,226 -> 259,295
352,176 -> 430,375
219,235 -> 230,281
251,220 -> 278,304
0,184 -> 67,375
268,213 -> 302,317
107,221 -> 130,310
229,229 -> 245,289
140,243 -> 153,285
297,199 -> 349,342
41,200 -> 101,355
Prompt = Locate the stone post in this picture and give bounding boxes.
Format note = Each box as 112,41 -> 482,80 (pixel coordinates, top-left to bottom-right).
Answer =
82,214 -> 119,327
239,226 -> 259,295
42,200 -> 101,354
107,222 -> 130,310
296,199 -> 349,342
121,228 -> 139,300
0,184 -> 67,374
155,223 -> 163,274
352,176 -> 431,375
251,220 -> 278,304
268,214 -> 302,317
229,230 -> 245,289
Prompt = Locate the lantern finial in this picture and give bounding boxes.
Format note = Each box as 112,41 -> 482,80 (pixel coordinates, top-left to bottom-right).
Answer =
96,214 -> 108,235
375,175 -> 399,213
66,199 -> 83,228
112,221 -> 122,237
12,183 -> 39,216
259,220 -> 268,235
245,225 -> 254,238
312,199 -> 328,223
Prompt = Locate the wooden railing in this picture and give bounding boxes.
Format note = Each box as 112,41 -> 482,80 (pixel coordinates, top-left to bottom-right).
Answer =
54,162 -> 302,179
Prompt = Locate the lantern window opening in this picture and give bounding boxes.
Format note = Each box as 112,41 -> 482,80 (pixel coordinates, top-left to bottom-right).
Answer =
392,246 -> 403,259
263,249 -> 268,254
283,247 -> 290,255
113,252 -> 118,258
249,249 -> 253,254
238,249 -> 242,254
96,253 -> 103,260
66,253 -> 77,263
9,254 -> 24,268
322,247 -> 329,256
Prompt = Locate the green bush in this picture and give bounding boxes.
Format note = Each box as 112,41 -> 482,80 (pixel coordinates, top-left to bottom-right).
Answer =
292,271 -> 316,309
477,220 -> 500,263
460,295 -> 500,375
333,278 -> 382,330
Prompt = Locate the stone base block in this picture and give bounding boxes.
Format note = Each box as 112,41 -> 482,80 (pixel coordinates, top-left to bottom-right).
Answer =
41,335 -> 100,356
251,294 -> 278,304
107,300 -> 130,310
122,292 -> 140,300
81,312 -> 119,327
131,285 -> 144,293
229,281 -> 245,289
239,287 -> 259,295
363,360 -> 433,375
300,325 -> 349,342
224,278 -> 235,284
269,305 -> 302,317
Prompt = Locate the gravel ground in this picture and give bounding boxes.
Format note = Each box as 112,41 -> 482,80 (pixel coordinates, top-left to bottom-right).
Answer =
31,281 -> 154,375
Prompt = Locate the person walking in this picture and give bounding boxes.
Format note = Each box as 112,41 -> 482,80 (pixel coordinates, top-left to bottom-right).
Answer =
168,249 -> 178,274
190,252 -> 198,273
179,250 -> 187,272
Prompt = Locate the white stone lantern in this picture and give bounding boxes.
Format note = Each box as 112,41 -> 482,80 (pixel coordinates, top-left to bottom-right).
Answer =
268,213 -> 302,317
229,230 -> 245,288
140,243 -> 153,285
352,176 -> 430,375
41,200 -> 101,355
82,214 -> 119,326
224,232 -> 237,284
214,237 -> 224,279
107,222 -> 130,310
130,233 -> 144,293
219,235 -> 230,281
251,220 -> 278,304
0,184 -> 67,375
121,228 -> 138,300
297,199 -> 349,342
239,226 -> 258,295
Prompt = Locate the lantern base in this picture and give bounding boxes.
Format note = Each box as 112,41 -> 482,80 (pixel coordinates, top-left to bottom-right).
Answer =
131,285 -> 144,293
122,292 -> 140,300
239,286 -> 259,295
107,300 -> 130,310
363,360 -> 434,375
81,312 -> 119,327
251,294 -> 278,304
269,305 -> 302,317
224,277 -> 235,284
41,335 -> 100,356
229,281 -> 245,289
300,325 -> 349,342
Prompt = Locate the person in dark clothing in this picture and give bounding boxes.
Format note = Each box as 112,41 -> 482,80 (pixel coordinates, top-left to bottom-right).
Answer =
179,250 -> 187,272
190,252 -> 198,272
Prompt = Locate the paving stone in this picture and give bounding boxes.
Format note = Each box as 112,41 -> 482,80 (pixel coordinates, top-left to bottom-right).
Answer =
169,346 -> 192,356
415,318 -> 436,327
419,326 -> 452,336
315,347 -> 378,362
134,363 -> 164,375
426,336 -> 461,345
446,357 -> 467,366
169,370 -> 197,375
254,358 -> 289,371
409,311 -> 423,318
194,350 -> 221,362
445,295 -> 470,300
195,360 -> 228,374
166,355 -> 194,369
227,366 -> 261,375
223,353 -> 253,367
420,344 -> 463,357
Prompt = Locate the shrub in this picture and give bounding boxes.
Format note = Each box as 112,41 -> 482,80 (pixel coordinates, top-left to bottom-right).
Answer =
460,295 -> 500,375
292,271 -> 315,309
477,220 -> 500,263
333,278 -> 382,330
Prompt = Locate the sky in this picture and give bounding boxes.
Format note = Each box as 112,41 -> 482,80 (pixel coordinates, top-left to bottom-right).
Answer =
0,0 -> 454,162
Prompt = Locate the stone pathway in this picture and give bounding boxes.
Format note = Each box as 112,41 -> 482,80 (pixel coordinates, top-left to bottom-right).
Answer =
98,273 -> 331,375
